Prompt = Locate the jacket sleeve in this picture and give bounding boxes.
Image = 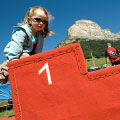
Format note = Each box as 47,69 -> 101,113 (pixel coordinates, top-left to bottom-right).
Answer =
105,50 -> 108,58
115,47 -> 120,54
4,29 -> 27,61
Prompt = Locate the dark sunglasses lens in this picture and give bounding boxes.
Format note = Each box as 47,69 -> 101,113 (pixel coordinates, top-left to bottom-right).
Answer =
34,18 -> 42,22
34,18 -> 48,24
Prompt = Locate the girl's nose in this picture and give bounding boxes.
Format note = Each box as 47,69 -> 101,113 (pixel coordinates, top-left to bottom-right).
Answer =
39,21 -> 43,24
38,22 -> 43,26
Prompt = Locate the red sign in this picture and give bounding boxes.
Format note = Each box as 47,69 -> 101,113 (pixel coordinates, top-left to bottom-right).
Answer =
7,43 -> 120,120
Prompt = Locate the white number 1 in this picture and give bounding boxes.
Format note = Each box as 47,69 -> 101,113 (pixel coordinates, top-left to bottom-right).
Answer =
38,62 -> 52,85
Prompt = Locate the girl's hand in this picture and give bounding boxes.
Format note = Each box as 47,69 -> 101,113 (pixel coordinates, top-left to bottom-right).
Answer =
0,74 -> 8,84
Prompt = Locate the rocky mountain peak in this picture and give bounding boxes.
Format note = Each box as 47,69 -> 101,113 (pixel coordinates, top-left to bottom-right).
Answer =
67,19 -> 120,40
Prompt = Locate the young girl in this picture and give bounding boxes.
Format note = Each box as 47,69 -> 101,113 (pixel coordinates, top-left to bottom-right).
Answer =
0,6 -> 54,84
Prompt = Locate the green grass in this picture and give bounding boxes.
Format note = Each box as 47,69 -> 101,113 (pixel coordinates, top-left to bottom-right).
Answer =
0,100 -> 14,118
0,100 -> 8,107
86,57 -> 111,69
0,109 -> 14,118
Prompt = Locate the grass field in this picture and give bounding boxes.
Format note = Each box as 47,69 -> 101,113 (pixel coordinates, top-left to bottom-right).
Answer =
86,57 -> 111,69
0,100 -> 14,118
0,109 -> 14,118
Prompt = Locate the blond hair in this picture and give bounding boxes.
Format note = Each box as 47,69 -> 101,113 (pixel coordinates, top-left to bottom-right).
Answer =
18,6 -> 52,37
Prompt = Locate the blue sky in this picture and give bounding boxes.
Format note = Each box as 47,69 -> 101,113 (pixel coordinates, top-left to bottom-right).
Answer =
0,0 -> 120,63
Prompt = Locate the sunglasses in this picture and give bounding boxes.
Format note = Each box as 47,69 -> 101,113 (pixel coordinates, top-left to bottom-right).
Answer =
31,17 -> 48,24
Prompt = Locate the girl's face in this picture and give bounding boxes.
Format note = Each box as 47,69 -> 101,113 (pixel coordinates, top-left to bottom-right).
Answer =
29,9 -> 48,35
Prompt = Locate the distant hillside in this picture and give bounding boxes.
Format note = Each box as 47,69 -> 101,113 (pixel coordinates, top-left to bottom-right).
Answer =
56,19 -> 120,59
56,39 -> 120,59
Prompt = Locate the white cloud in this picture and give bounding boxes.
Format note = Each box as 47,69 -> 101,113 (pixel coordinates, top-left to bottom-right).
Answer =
48,12 -> 55,22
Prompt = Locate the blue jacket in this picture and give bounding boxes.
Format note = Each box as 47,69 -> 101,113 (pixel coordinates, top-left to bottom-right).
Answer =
4,24 -> 44,61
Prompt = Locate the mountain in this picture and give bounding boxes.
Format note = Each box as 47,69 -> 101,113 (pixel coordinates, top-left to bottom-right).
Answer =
56,20 -> 120,48
67,19 -> 120,40
56,20 -> 120,59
